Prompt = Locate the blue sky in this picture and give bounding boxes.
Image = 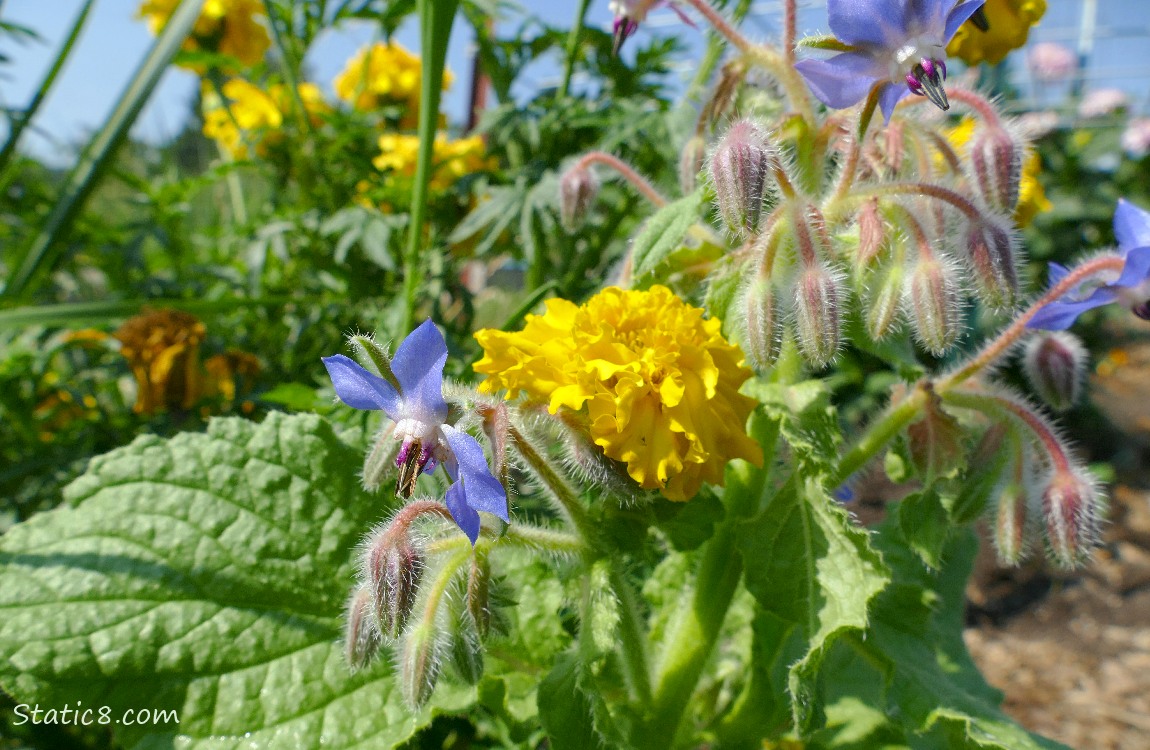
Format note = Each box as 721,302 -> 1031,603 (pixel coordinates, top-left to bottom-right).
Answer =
3,0 -> 1150,166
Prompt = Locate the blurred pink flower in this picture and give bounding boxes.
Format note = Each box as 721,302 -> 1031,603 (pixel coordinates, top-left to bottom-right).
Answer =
1017,110 -> 1060,139
1122,118 -> 1150,157
1079,88 -> 1130,119
1028,42 -> 1077,82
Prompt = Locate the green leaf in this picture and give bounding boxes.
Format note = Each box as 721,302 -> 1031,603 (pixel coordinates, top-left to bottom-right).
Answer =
630,190 -> 708,281
0,413 -> 474,748
737,470 -> 890,733
896,489 -> 950,569
537,652 -> 603,750
853,528 -> 1070,749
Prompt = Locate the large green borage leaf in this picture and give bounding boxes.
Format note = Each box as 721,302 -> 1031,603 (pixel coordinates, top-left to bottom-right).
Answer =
0,414 -> 474,748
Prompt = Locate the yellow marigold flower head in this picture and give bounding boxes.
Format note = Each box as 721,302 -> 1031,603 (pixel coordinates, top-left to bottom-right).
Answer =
943,117 -> 1050,227
372,132 -> 493,191
115,309 -> 207,415
203,79 -> 327,159
333,41 -> 453,116
947,0 -> 1047,66
138,0 -> 269,68
474,286 -> 763,501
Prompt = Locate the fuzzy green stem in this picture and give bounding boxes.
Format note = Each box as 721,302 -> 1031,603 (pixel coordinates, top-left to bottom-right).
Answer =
744,46 -> 816,124
508,424 -> 599,550
682,0 -> 752,53
576,151 -> 668,207
557,0 -> 591,99
942,389 -> 1073,473
830,86 -> 880,204
608,563 -> 653,704
832,385 -> 930,487
938,254 -> 1126,390
418,547 -> 472,629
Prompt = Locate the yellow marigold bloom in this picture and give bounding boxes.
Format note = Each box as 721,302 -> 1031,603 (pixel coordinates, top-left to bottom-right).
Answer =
474,286 -> 762,501
334,41 -> 453,124
372,133 -> 493,190
947,0 -> 1047,66
203,79 -> 328,159
115,309 -> 206,415
204,350 -> 262,403
943,117 -> 1050,227
138,0 -> 270,68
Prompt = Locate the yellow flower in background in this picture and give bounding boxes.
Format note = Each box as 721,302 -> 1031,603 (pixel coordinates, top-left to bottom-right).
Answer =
138,0 -> 270,68
203,79 -> 328,159
943,117 -> 1050,227
947,0 -> 1047,66
115,309 -> 207,415
474,286 -> 762,501
334,41 -> 453,125
372,133 -> 493,190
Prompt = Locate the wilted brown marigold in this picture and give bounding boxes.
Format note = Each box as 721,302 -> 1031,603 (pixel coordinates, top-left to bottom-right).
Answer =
115,309 -> 206,414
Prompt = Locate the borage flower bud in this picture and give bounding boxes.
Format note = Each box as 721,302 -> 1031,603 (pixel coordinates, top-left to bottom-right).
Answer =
679,135 -> 706,195
559,163 -> 600,231
1023,332 -> 1087,411
344,585 -> 380,670
965,217 -> 1020,309
400,620 -> 444,708
709,118 -> 778,236
969,125 -> 1024,215
906,257 -> 963,356
864,264 -> 904,340
1041,469 -> 1102,569
363,522 -> 426,640
793,263 -> 844,368
994,474 -> 1032,566
739,274 -> 782,372
857,198 -> 886,268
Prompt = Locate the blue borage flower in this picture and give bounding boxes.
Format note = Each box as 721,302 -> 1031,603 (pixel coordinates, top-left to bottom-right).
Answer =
1028,200 -> 1150,330
794,0 -> 986,122
322,320 -> 509,544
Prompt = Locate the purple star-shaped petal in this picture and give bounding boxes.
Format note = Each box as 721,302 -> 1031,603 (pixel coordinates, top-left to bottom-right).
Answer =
1028,200 -> 1150,330
795,0 -> 986,122
321,320 -> 508,544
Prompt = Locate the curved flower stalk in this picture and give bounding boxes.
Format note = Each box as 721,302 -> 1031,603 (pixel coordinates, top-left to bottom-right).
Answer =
1028,199 -> 1150,329
322,320 -> 509,543
794,0 -> 986,121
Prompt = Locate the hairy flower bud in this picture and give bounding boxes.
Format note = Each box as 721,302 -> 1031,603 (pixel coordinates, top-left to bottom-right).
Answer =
364,523 -> 425,640
1041,469 -> 1102,569
400,621 -> 443,708
739,275 -> 782,372
794,264 -> 844,367
679,135 -> 706,195
906,257 -> 963,356
362,423 -> 399,492
559,163 -> 599,231
344,585 -> 380,670
857,199 -> 886,267
864,264 -> 904,340
1023,332 -> 1087,411
969,126 -> 1024,215
709,118 -> 777,236
965,217 -> 1020,309
994,474 -> 1032,566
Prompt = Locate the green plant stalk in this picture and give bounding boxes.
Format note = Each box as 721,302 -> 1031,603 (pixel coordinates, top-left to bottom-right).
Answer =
3,0 -> 205,300
261,0 -> 317,138
508,424 -> 598,549
608,562 -> 653,705
557,0 -> 591,100
831,386 -> 928,487
401,0 -> 459,333
0,296 -> 292,329
0,0 -> 94,179
639,519 -> 745,748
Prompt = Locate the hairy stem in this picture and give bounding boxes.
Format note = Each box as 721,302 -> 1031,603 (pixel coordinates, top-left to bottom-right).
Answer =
682,0 -> 752,53
576,151 -> 668,207
942,389 -> 1072,473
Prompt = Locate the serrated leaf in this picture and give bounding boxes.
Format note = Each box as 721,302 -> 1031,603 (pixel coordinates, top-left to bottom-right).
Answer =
0,413 -> 475,749
737,475 -> 890,733
537,652 -> 602,750
897,489 -> 950,569
906,393 -> 966,484
630,190 -> 706,280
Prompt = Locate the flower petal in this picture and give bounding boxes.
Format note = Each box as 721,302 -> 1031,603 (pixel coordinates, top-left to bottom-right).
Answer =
878,82 -> 908,123
442,425 -> 509,521
1027,288 -> 1119,330
1114,199 -> 1150,252
322,354 -> 401,418
943,0 -> 988,43
445,482 -> 482,544
795,52 -> 885,110
827,0 -> 912,47
391,319 -> 449,423
1114,245 -> 1150,288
